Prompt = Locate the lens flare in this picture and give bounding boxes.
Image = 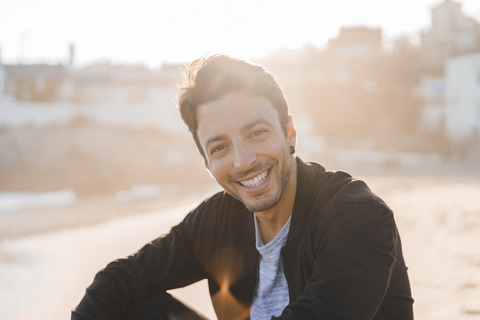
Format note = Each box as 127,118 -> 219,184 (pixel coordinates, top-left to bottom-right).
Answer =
207,247 -> 251,320
211,282 -> 250,320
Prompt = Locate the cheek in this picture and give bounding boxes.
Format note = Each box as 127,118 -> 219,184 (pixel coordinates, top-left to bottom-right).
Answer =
259,139 -> 288,154
209,160 -> 230,180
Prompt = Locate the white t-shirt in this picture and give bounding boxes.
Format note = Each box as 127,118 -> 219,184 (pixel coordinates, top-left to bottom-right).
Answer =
250,214 -> 291,320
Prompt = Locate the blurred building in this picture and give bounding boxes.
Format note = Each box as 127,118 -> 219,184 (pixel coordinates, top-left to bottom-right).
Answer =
327,26 -> 383,60
444,53 -> 480,142
417,52 -> 480,157
3,64 -> 67,102
0,51 -> 187,134
71,63 -> 161,105
1,61 -> 183,105
0,40 -> 183,106
417,76 -> 446,133
0,47 -> 5,100
0,45 -> 75,103
420,0 -> 480,72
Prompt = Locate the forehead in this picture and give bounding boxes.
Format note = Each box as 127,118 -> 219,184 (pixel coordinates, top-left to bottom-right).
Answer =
196,92 -> 280,141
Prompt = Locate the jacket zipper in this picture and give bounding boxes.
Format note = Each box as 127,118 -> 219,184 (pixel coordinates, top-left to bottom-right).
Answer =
280,247 -> 292,304
247,254 -> 262,320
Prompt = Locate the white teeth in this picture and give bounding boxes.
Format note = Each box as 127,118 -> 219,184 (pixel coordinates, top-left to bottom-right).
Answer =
239,170 -> 268,188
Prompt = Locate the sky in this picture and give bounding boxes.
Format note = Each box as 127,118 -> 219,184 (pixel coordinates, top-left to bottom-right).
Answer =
1,0 -> 480,68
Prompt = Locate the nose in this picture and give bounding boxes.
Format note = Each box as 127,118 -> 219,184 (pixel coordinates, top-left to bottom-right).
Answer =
232,140 -> 255,171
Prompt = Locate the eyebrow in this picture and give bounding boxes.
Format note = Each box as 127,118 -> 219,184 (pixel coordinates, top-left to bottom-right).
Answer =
205,134 -> 229,152
204,118 -> 274,152
241,118 -> 274,132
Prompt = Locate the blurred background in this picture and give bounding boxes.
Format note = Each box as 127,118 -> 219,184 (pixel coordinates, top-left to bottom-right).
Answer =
1,0 -> 480,319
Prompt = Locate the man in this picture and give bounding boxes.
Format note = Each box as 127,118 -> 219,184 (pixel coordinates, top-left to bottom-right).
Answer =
72,55 -> 414,320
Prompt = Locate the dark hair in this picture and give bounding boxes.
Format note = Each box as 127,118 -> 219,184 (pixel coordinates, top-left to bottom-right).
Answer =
177,54 -> 289,159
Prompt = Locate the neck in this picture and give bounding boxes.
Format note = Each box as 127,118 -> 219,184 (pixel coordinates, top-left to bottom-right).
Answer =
255,156 -> 297,244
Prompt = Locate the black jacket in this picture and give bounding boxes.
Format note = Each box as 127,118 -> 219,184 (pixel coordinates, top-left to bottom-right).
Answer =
73,158 -> 413,320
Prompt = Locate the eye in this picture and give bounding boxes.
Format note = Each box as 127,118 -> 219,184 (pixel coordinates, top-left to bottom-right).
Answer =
251,129 -> 266,137
211,144 -> 226,154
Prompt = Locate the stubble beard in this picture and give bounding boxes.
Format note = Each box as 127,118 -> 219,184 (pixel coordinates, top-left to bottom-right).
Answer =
217,146 -> 293,213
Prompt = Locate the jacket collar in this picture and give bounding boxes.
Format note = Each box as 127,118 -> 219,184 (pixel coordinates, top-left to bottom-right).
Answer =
245,157 -> 321,244
286,157 -> 318,245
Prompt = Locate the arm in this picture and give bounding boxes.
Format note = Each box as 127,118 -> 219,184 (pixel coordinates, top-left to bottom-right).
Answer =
72,210 -> 208,320
277,201 -> 411,319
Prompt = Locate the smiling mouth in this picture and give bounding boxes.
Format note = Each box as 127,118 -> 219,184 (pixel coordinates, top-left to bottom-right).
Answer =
238,170 -> 269,188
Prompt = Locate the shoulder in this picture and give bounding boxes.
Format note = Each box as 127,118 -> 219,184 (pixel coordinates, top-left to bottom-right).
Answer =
181,190 -> 251,239
296,160 -> 402,265
299,160 -> 394,238
186,191 -> 246,219
300,160 -> 389,212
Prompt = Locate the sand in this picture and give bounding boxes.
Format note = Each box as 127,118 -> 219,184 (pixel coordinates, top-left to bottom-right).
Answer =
1,175 -> 480,320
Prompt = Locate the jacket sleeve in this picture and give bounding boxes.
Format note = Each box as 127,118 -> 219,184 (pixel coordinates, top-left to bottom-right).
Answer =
277,201 -> 404,320
71,209 -> 208,320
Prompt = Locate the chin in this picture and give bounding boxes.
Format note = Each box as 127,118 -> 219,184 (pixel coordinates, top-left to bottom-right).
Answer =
241,192 -> 283,213
217,179 -> 283,213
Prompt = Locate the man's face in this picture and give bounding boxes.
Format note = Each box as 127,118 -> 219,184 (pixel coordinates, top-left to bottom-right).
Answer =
197,91 -> 296,213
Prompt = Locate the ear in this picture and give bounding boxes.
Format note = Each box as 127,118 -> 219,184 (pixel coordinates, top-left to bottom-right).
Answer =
286,115 -> 297,146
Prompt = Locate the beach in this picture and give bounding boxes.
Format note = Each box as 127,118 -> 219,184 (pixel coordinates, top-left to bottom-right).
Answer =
1,175 -> 480,320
